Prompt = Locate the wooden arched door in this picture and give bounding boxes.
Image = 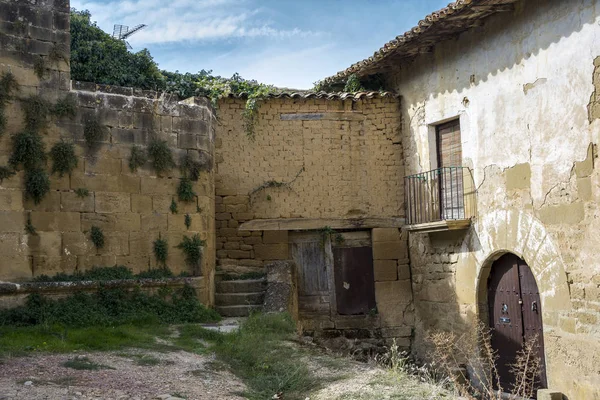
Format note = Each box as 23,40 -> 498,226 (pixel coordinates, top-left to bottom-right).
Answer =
488,254 -> 547,392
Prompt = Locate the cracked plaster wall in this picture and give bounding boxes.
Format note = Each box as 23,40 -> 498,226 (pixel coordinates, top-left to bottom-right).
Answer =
385,0 -> 600,397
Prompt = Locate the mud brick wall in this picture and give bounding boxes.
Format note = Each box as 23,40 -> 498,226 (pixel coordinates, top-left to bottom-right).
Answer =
215,96 -> 404,271
0,0 -> 216,305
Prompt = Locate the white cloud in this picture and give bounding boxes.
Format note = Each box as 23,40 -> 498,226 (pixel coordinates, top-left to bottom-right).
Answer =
70,0 -> 319,45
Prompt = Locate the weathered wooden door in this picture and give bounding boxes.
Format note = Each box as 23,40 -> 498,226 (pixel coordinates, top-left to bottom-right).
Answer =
333,246 -> 376,315
488,254 -> 547,392
289,232 -> 330,315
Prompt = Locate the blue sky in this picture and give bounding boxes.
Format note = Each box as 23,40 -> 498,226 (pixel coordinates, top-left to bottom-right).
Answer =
70,0 -> 450,89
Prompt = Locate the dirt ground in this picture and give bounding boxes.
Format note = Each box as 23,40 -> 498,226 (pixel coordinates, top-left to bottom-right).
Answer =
0,347 -> 453,400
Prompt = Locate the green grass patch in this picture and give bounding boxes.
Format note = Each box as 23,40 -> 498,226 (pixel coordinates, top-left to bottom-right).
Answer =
63,356 -> 114,370
135,355 -> 162,366
31,265 -> 180,282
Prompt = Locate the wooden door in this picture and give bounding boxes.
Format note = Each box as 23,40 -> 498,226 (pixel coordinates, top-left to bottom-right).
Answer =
289,232 -> 330,315
436,120 -> 464,219
488,254 -> 547,393
333,246 -> 376,315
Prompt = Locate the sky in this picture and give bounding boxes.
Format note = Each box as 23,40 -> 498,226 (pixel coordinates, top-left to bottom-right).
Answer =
69,0 -> 450,89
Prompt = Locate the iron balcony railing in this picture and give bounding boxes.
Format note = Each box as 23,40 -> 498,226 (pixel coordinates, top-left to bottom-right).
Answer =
404,167 -> 476,225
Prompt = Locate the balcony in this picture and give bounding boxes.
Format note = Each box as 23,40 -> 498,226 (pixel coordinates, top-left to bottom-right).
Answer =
404,167 -> 476,233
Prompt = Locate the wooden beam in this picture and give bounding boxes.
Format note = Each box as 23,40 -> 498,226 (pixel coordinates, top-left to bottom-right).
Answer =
404,219 -> 471,233
238,217 -> 406,231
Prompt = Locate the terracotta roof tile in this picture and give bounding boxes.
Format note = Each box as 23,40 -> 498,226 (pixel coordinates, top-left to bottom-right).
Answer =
225,91 -> 398,101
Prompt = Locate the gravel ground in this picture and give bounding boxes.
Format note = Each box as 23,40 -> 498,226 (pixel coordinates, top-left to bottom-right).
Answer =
0,350 -> 246,400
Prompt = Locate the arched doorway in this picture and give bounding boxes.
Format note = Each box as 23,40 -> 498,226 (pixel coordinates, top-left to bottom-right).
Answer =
488,253 -> 548,392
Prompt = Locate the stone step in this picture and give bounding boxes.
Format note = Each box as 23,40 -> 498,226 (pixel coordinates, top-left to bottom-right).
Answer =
215,292 -> 265,307
216,279 -> 266,294
216,305 -> 262,318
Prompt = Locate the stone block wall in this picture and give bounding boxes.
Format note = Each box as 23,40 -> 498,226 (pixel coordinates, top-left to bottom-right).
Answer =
0,0 -> 216,305
215,96 -> 403,271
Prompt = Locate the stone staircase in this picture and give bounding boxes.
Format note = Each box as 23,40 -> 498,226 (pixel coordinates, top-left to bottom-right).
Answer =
215,277 -> 267,317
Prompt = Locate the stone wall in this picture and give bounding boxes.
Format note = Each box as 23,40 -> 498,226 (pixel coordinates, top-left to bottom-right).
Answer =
215,96 -> 403,271
384,0 -> 600,397
0,0 -> 215,305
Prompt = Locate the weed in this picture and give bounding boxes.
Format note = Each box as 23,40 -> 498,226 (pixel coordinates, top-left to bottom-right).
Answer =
153,236 -> 168,267
177,234 -> 205,273
178,177 -> 196,202
83,118 -> 107,150
180,154 -> 206,181
50,141 -> 78,177
9,130 -> 47,170
148,139 -> 175,175
90,225 -> 105,249
52,94 -> 77,118
33,56 -> 46,79
137,268 -> 174,280
318,226 -> 345,248
0,72 -> 19,105
22,95 -> 51,131
31,265 -> 181,282
0,285 -> 220,328
170,198 -> 178,214
63,356 -> 114,370
184,214 -> 192,229
48,43 -> 69,65
0,166 -> 15,183
266,194 -> 272,201
128,145 -> 147,172
24,168 -> 50,204
343,74 -> 365,93
196,205 -> 202,213
249,167 -> 304,199
25,213 -> 37,235
75,188 -> 89,198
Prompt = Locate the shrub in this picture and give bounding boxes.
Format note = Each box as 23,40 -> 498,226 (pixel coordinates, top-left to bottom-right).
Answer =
24,168 -> 50,204
9,131 -> 47,170
148,139 -> 175,175
137,267 -> 174,280
75,187 -> 89,198
50,141 -> 78,177
177,177 -> 196,202
128,145 -> 147,172
177,234 -> 205,272
0,166 -> 15,183
0,285 -> 220,327
153,236 -> 168,266
184,214 -> 191,230
90,226 -> 105,249
180,154 -> 206,181
21,95 -> 51,131
83,118 -> 107,150
170,198 -> 178,214
52,94 -> 77,118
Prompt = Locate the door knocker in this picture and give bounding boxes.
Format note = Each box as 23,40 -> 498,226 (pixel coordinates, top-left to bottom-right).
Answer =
501,303 -> 508,313
531,301 -> 538,313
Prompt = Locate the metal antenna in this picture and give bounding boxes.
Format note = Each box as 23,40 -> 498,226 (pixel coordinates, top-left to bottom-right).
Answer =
112,24 -> 147,50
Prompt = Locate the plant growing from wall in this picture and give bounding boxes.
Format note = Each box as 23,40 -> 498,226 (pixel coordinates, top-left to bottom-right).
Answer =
75,188 -> 89,198
0,166 -> 15,183
170,198 -> 178,214
153,235 -> 168,267
318,226 -> 345,249
0,72 -> 19,137
177,177 -> 196,202
90,226 -> 105,250
128,145 -> 147,172
177,234 -> 205,272
24,168 -> 50,204
148,139 -> 175,175
9,131 -> 47,170
25,213 -> 37,236
52,94 -> 77,118
83,118 -> 107,151
343,74 -> 365,93
33,56 -> 46,79
196,205 -> 202,213
180,154 -> 206,181
50,141 -> 78,177
22,95 -> 52,131
184,214 -> 192,230
249,167 -> 305,201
